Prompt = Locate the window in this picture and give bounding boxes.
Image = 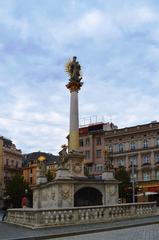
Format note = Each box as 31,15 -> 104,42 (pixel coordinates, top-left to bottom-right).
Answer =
109,145 -> 113,153
95,164 -> 103,172
30,168 -> 32,173
87,166 -> 93,174
143,155 -> 149,164
130,142 -> 136,150
130,156 -> 137,165
85,138 -> 90,146
85,151 -> 90,159
96,149 -> 102,158
96,137 -> 101,145
156,138 -> 159,147
143,172 -> 150,181
155,154 -> 159,162
30,177 -> 32,184
143,139 -> 148,149
118,143 -> 123,152
16,161 -> 18,168
118,159 -> 125,166
79,139 -> 84,147
156,171 -> 159,180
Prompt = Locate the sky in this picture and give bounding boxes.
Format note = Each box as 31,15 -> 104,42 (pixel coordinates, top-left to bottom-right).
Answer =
0,0 -> 159,154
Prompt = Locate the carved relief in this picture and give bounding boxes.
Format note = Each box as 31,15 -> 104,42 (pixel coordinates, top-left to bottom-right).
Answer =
51,192 -> 55,200
73,163 -> 82,174
110,185 -> 117,196
61,185 -> 70,200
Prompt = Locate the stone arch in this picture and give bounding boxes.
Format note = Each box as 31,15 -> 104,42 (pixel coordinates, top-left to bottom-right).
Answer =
74,187 -> 103,207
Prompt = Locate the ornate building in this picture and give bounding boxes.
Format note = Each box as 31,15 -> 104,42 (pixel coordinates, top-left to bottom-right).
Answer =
79,121 -> 159,200
0,136 -> 22,207
23,152 -> 58,187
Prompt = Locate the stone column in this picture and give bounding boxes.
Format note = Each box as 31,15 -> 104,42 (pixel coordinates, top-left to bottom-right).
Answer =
69,90 -> 79,151
66,81 -> 83,152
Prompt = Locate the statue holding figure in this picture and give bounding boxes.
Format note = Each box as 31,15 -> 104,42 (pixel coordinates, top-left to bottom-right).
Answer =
58,144 -> 69,168
104,148 -> 113,171
37,155 -> 46,175
65,56 -> 82,83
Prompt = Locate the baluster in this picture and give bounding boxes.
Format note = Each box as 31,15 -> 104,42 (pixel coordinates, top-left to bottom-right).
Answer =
55,212 -> 60,224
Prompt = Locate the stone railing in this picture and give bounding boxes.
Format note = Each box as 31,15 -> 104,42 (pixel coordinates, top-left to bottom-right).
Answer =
6,202 -> 156,228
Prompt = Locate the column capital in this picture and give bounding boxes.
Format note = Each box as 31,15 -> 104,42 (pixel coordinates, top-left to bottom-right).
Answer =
66,81 -> 83,92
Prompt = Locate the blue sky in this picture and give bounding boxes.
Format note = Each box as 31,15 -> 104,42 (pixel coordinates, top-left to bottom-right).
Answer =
0,0 -> 159,154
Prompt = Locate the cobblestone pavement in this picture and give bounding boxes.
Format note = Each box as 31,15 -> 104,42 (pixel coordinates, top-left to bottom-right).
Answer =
1,216 -> 159,240
52,224 -> 159,240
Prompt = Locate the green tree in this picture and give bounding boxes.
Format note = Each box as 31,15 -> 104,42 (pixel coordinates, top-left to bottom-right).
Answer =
46,169 -> 54,182
115,166 -> 131,203
5,174 -> 31,208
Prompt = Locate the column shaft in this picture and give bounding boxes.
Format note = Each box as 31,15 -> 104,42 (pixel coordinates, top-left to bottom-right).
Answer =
69,91 -> 79,151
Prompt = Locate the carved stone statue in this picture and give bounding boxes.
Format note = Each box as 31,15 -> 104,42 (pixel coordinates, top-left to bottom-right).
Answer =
58,145 -> 68,168
37,156 -> 46,175
104,149 -> 113,171
65,56 -> 82,83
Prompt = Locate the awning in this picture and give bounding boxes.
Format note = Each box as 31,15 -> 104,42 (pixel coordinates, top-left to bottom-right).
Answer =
145,192 -> 158,196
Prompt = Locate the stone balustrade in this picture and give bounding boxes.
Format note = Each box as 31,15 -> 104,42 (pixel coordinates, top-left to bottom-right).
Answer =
6,202 -> 156,228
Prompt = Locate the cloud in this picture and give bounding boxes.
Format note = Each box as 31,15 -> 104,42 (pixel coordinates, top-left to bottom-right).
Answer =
0,1 -> 159,154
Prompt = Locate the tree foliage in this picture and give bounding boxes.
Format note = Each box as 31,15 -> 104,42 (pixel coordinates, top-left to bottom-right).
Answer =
115,166 -> 131,202
5,174 -> 31,208
46,169 -> 54,182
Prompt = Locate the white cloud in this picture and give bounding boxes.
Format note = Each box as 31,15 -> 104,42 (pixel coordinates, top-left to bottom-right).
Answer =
0,1 -> 159,155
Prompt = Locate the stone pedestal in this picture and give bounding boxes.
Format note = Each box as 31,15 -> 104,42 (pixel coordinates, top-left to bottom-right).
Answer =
55,168 -> 71,180
36,175 -> 47,185
102,170 -> 115,180
36,169 -> 47,185
67,151 -> 85,178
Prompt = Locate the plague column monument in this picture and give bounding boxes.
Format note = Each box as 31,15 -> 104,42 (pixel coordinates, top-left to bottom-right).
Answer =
5,57 -> 156,228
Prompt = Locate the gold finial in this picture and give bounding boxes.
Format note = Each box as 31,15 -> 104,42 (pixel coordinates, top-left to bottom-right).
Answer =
38,155 -> 46,162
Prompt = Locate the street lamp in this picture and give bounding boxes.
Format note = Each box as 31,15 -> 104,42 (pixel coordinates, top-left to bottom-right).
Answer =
132,158 -> 135,203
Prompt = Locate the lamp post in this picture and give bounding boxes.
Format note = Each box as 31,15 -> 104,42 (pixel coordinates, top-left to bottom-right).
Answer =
132,158 -> 135,203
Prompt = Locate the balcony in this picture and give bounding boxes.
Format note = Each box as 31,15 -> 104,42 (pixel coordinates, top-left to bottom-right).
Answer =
154,161 -> 159,169
4,164 -> 22,172
141,162 -> 151,171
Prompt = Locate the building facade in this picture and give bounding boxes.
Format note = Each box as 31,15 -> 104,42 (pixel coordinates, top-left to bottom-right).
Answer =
79,122 -> 117,176
79,121 -> 159,200
23,152 -> 58,188
0,137 -> 22,207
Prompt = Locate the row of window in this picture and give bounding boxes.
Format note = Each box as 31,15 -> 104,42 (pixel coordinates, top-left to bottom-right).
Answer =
87,164 -> 104,173
4,158 -> 21,168
115,154 -> 159,166
85,149 -> 102,159
108,138 -> 159,153
131,171 -> 159,181
80,137 -> 102,147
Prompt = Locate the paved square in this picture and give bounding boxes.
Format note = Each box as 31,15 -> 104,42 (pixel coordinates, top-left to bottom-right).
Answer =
52,224 -> 159,240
